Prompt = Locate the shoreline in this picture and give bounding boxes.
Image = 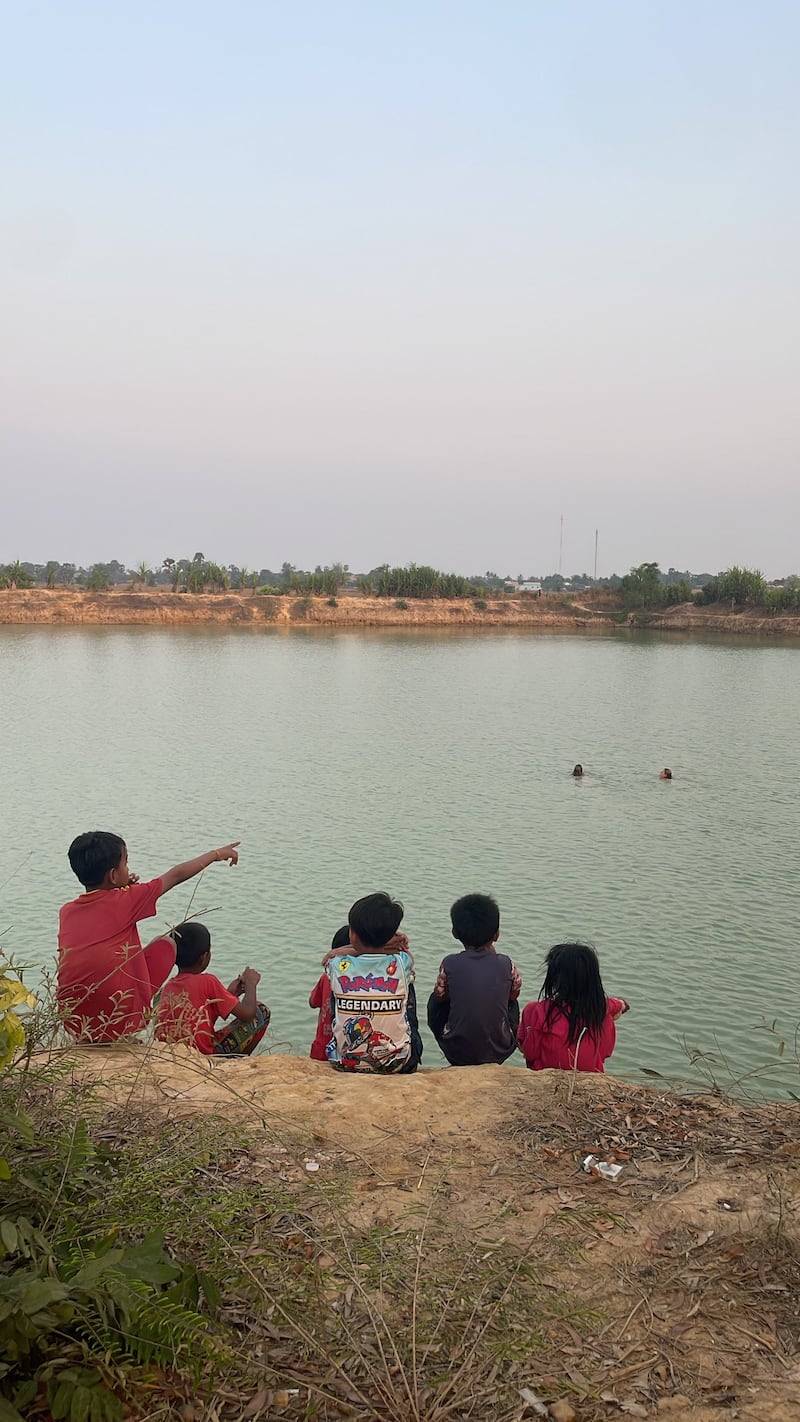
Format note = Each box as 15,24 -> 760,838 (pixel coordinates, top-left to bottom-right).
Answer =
2,587 -> 800,637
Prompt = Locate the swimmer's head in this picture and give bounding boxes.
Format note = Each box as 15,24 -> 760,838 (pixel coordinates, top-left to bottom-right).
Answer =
572,764 -> 583,777
659,768 -> 673,780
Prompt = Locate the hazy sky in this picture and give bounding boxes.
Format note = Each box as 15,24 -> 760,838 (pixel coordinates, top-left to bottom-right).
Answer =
2,2 -> 798,577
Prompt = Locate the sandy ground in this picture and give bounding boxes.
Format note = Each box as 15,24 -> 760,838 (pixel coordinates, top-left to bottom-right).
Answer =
56,1044 -> 800,1421
2,587 -> 800,636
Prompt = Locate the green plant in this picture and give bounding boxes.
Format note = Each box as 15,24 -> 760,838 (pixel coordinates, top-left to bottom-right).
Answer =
85,565 -> 111,592
326,596 -> 338,607
0,970 -> 35,1072
394,598 -> 409,610
473,598 -> 488,612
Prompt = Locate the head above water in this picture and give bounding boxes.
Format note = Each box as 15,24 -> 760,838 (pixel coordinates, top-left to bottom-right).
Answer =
173,921 -> 211,971
572,764 -> 583,777
348,892 -> 404,950
540,942 -> 607,1045
68,831 -> 129,890
450,893 -> 500,949
660,768 -> 673,780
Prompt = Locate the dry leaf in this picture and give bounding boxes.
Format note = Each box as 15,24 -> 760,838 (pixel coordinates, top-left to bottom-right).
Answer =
242,1388 -> 271,1418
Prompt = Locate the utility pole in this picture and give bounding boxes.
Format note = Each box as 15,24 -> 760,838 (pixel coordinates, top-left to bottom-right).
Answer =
594,528 -> 598,582
558,515 -> 563,577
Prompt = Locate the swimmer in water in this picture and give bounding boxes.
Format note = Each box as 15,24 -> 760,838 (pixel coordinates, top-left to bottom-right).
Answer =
659,768 -> 673,780
572,764 -> 584,778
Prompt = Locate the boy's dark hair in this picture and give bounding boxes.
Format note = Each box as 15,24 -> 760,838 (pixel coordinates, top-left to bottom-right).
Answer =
173,921 -> 211,970
68,831 -> 126,889
331,924 -> 351,951
348,893 -> 403,949
450,893 -> 500,948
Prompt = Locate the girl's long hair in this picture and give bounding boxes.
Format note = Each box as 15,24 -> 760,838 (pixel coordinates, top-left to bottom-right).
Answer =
540,942 -> 607,1045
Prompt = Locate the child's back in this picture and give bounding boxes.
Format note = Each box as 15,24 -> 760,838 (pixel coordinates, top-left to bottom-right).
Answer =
434,947 -> 519,1065
428,894 -> 521,1067
326,893 -> 422,1074
517,942 -> 629,1074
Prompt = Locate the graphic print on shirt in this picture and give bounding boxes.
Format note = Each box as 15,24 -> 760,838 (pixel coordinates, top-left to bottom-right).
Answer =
326,951 -> 414,1072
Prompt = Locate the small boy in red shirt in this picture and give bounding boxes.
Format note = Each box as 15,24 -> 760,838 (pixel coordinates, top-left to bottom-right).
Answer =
57,829 -> 240,1043
155,921 -> 269,1055
308,925 -> 350,1061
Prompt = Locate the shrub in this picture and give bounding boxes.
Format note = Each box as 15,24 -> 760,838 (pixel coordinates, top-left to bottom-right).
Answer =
394,599 -> 408,611
473,599 -> 488,612
326,597 -> 338,607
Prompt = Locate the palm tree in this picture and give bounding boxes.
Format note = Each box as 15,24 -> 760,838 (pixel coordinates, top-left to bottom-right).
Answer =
131,560 -> 151,589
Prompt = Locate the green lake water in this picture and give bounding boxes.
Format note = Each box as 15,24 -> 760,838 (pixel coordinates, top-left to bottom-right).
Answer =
1,625 -> 798,1095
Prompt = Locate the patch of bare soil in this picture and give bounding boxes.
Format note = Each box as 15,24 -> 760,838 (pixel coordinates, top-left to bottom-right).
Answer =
0,588 -> 592,629
57,1047 -> 800,1420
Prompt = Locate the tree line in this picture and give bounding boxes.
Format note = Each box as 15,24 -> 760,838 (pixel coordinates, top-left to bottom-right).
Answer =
1,556 -> 799,610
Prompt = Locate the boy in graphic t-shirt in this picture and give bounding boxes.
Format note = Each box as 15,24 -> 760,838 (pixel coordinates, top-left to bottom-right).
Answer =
325,892 -> 422,1073
155,921 -> 270,1055
57,829 -> 240,1042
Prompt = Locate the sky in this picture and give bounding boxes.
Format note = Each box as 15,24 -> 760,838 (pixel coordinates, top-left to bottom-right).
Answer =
1,1 -> 799,579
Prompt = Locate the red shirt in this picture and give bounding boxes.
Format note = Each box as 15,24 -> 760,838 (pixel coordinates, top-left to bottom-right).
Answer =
155,972 -> 240,1054
517,997 -> 626,1073
57,878 -> 166,1041
309,973 -> 332,1061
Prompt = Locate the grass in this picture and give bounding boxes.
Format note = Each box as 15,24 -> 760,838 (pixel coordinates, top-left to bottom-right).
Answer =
2,1052 -> 626,1421
5,973 -> 800,1420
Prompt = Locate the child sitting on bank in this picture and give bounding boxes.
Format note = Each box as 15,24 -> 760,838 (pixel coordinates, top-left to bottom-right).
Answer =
324,893 -> 422,1073
517,942 -> 629,1073
427,894 -> 521,1066
57,830 -> 240,1043
155,921 -> 270,1056
309,925 -> 350,1061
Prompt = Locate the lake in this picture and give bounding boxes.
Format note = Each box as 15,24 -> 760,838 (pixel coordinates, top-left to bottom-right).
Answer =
1,625 -> 798,1095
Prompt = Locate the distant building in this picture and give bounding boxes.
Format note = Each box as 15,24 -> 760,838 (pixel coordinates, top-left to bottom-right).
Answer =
519,580 -> 542,595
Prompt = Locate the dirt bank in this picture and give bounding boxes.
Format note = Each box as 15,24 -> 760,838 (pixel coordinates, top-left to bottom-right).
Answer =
59,1044 -> 800,1420
2,588 -> 799,636
0,587 -> 598,628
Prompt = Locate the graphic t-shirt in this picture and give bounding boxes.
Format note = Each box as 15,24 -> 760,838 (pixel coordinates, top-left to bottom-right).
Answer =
517,997 -> 626,1073
57,879 -> 166,1041
155,972 -> 240,1054
326,949 -> 416,1073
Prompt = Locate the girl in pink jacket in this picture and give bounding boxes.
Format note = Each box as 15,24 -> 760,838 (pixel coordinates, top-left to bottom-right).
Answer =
518,942 -> 629,1073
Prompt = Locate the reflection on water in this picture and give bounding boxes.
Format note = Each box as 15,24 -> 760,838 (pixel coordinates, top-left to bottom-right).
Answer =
1,625 -> 799,1095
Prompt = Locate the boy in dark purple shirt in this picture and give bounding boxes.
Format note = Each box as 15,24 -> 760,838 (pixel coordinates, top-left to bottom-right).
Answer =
427,894 -> 521,1066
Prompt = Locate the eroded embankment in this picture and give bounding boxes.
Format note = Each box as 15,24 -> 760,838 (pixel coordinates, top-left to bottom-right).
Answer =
2,588 -> 800,636
52,1043 -> 800,1421
0,588 -> 601,628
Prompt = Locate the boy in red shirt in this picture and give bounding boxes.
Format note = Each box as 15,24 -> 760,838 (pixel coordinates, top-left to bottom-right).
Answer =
155,921 -> 269,1055
57,829 -> 240,1043
308,925 -> 350,1061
